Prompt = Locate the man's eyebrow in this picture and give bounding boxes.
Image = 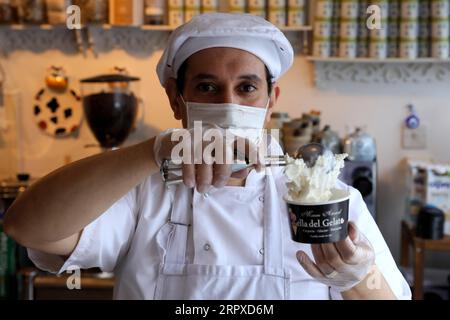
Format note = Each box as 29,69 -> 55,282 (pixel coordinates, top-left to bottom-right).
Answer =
190,73 -> 263,83
238,74 -> 263,82
192,73 -> 218,81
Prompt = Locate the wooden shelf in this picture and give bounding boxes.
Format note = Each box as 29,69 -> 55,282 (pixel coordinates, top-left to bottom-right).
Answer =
281,25 -> 312,32
0,23 -> 173,30
307,56 -> 450,63
403,220 -> 450,251
0,23 -> 312,32
0,23 -> 312,56
139,24 -> 176,31
18,267 -> 114,300
89,24 -> 175,31
3,23 -> 60,30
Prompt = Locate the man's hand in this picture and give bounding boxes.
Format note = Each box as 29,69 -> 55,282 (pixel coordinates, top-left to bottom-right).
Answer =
296,222 -> 375,292
153,127 -> 263,193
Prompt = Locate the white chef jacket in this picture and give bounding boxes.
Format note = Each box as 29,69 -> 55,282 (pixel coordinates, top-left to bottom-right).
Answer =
28,142 -> 411,300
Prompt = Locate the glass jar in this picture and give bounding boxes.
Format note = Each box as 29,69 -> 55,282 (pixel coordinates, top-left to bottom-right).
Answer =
144,0 -> 165,25
17,0 -> 46,24
46,0 -> 71,25
73,0 -> 108,24
0,0 -> 14,23
80,73 -> 141,149
343,127 -> 376,161
314,125 -> 342,154
84,0 -> 107,23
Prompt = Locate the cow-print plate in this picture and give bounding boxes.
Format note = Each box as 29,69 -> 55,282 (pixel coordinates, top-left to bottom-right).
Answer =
34,88 -> 83,137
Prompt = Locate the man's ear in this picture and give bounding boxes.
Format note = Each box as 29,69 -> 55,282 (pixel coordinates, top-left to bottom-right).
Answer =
165,78 -> 183,120
265,84 -> 280,123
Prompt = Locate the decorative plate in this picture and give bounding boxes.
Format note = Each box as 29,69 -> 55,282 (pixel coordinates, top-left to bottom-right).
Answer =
34,87 -> 83,137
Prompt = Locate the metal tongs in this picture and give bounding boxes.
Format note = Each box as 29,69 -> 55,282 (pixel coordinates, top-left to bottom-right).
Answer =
160,143 -> 330,185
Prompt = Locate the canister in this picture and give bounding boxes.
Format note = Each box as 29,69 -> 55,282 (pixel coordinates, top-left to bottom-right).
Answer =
400,0 -> 419,59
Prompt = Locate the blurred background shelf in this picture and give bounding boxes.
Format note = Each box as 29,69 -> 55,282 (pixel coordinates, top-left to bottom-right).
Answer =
0,23 -> 312,31
19,267 -> 114,300
308,57 -> 450,64
308,56 -> 450,88
0,23 -> 313,57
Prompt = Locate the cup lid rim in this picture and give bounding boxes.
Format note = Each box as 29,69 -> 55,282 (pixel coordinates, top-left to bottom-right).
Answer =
284,189 -> 350,206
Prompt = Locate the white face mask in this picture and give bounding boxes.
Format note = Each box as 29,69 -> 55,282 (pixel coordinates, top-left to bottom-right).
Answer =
182,97 -> 270,145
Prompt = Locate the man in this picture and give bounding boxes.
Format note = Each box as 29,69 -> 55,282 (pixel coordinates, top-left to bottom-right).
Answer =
4,13 -> 411,299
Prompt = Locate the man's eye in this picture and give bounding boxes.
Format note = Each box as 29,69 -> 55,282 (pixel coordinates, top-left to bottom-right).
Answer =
197,83 -> 217,92
240,84 -> 257,93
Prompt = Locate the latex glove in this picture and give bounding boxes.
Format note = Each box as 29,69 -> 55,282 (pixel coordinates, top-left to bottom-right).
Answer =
296,222 -> 375,292
153,126 -> 263,193
153,128 -> 181,168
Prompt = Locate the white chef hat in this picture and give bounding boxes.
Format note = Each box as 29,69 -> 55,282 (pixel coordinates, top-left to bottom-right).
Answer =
156,13 -> 294,87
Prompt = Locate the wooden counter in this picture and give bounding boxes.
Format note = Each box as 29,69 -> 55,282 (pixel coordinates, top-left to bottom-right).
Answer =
400,220 -> 450,300
19,268 -> 114,300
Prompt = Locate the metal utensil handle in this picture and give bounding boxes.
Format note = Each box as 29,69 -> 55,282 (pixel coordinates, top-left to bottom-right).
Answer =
161,156 -> 286,185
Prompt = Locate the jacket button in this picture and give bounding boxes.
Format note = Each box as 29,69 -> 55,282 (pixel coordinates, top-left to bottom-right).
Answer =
259,248 -> 264,255
258,195 -> 264,202
203,243 -> 211,251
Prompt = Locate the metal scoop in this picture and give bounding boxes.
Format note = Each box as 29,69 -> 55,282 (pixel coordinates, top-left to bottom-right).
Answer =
294,143 -> 333,167
161,143 -> 333,185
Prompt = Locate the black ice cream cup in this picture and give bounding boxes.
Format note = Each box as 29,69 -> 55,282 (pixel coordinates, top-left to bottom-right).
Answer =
284,189 -> 350,244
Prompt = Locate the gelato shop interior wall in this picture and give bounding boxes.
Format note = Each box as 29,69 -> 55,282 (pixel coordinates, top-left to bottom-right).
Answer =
1,32 -> 450,270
